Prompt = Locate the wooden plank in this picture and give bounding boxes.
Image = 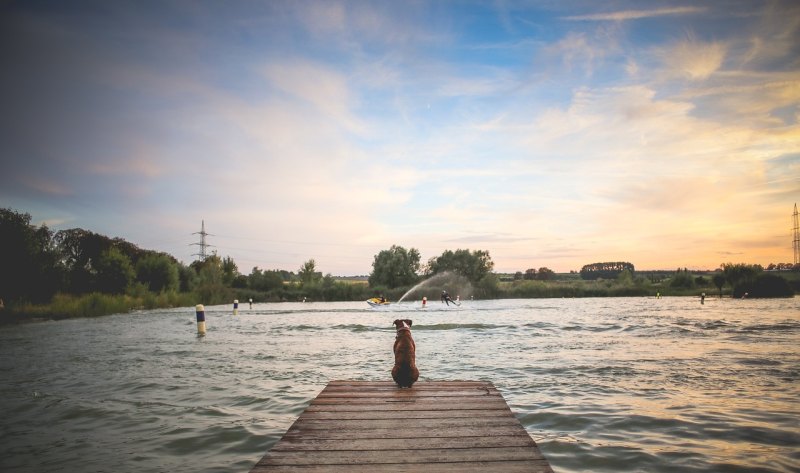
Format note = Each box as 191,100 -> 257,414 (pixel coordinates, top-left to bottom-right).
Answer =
257,446 -> 543,465
271,435 -> 536,451
282,425 -> 535,440
251,460 -> 554,473
307,399 -> 510,409
250,381 -> 553,473
292,416 -> 522,430
300,408 -> 508,420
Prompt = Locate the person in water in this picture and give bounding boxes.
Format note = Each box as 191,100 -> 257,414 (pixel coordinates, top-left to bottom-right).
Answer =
441,290 -> 455,306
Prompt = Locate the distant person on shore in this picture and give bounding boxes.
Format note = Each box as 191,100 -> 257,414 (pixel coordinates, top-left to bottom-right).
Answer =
700,293 -> 705,304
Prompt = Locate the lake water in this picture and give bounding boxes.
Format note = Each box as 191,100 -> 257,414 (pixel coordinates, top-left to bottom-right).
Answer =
0,297 -> 798,472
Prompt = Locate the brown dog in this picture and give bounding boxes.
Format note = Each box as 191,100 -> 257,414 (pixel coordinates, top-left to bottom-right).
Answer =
392,319 -> 419,388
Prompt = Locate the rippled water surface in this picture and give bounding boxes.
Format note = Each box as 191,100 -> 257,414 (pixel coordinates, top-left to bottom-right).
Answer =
1,297 -> 798,472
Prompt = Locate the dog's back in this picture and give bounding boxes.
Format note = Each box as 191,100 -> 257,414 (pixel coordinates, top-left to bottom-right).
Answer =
392,319 -> 419,388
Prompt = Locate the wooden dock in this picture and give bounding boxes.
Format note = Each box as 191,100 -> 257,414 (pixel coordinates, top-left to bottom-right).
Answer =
250,380 -> 553,472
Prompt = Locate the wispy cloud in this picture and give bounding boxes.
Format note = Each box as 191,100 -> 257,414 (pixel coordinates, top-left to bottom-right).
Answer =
658,36 -> 727,81
563,7 -> 705,22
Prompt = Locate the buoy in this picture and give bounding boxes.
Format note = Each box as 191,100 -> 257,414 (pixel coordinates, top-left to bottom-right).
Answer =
233,299 -> 239,315
422,296 -> 427,308
196,304 -> 206,335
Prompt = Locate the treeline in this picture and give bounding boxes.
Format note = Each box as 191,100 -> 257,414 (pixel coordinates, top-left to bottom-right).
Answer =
1,207 -> 796,322
580,262 -> 636,280
0,208 -> 499,319
0,209 -> 379,317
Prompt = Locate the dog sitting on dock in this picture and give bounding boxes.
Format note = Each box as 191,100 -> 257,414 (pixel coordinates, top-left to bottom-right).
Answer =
392,319 -> 419,388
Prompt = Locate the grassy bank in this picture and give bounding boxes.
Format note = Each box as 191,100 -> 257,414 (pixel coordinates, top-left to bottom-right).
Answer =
1,291 -> 198,324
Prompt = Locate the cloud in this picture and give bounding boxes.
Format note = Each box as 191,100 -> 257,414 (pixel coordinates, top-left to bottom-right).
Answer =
658,36 -> 727,81
18,177 -> 73,197
563,7 -> 705,22
262,60 -> 366,134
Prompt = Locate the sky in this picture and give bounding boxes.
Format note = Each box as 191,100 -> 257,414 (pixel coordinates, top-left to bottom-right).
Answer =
1,0 -> 799,276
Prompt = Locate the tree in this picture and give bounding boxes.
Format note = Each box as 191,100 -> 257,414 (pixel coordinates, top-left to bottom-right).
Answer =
580,262 -> 635,280
669,268 -> 695,289
221,256 -> 239,285
94,247 -> 135,294
523,268 -> 536,280
712,273 -> 726,297
536,267 -> 556,281
136,253 -> 179,293
0,208 -> 63,303
54,228 -> 114,293
426,249 -> 494,284
193,255 -> 224,286
749,273 -> 793,297
177,262 -> 198,292
369,245 -> 421,289
248,267 -> 285,292
299,259 -> 320,284
721,263 -> 762,297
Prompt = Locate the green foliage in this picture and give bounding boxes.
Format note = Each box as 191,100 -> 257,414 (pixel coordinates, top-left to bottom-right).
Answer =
136,253 -> 179,293
722,263 -> 763,297
248,267 -> 285,292
580,262 -> 635,280
94,248 -> 135,294
741,273 -> 793,298
368,245 -> 421,289
51,292 -> 133,317
669,268 -> 696,289
712,273 -> 726,296
221,256 -> 239,285
53,227 -> 149,294
299,259 -> 320,285
177,263 -> 198,292
537,267 -> 556,281
0,208 -> 63,303
475,273 -> 500,298
426,249 -> 494,284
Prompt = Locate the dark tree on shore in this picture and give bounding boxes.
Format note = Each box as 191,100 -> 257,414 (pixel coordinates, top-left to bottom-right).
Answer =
712,273 -> 726,297
580,262 -> 635,280
0,208 -> 62,304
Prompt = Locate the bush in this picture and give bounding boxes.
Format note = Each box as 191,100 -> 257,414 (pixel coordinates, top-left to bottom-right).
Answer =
669,269 -> 695,289
740,274 -> 793,298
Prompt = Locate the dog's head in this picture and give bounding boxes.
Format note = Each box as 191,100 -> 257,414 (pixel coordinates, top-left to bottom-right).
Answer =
393,319 -> 413,332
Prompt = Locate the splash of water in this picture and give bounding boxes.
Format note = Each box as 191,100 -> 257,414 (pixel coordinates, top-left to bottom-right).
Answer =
396,271 -> 473,303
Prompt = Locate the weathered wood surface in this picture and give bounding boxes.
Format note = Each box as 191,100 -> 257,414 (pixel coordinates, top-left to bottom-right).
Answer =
250,380 -> 554,472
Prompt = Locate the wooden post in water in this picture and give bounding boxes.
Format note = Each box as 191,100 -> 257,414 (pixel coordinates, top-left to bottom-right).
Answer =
195,304 -> 206,336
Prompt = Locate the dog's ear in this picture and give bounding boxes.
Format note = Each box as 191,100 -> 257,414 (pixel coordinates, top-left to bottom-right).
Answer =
393,319 -> 402,328
405,319 -> 413,327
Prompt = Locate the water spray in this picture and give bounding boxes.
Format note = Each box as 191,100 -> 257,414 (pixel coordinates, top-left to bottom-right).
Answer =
396,271 -> 473,303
